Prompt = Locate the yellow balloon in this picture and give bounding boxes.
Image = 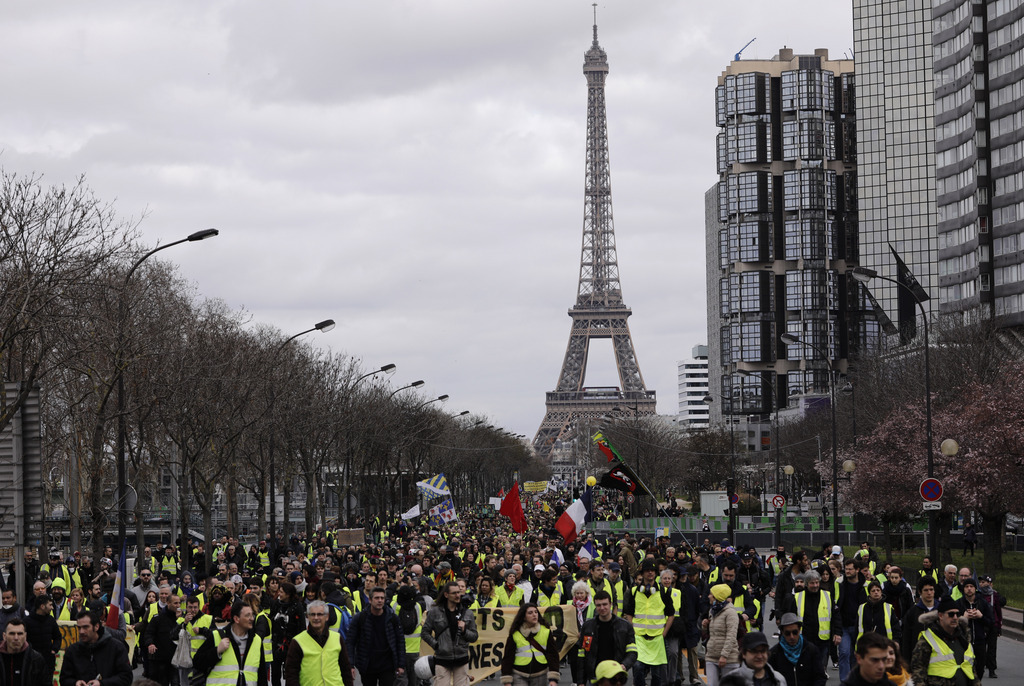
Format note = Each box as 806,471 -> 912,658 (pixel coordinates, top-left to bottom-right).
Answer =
586,476 -> 597,487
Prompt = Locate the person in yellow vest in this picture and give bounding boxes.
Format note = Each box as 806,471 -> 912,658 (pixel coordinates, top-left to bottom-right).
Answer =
496,571 -> 525,607
782,570 -> 840,674
499,603 -> 561,686
623,560 -> 674,686
256,540 -> 272,573
284,600 -> 354,686
193,599 -> 268,686
857,582 -> 899,644
49,578 -> 73,621
183,595 -> 214,686
534,569 -> 562,608
472,578 -> 499,610
391,586 -> 424,680
910,594 -> 978,686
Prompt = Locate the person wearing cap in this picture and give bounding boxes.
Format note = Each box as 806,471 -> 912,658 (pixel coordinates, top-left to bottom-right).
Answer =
781,570 -> 839,674
623,559 -> 673,686
768,613 -> 827,686
704,584 -> 739,686
731,631 -> 786,686
577,590 -> 636,686
606,563 -> 626,614
911,595 -> 978,686
976,575 -> 1003,679
955,577 -> 992,679
736,553 -> 768,628
39,551 -> 69,588
592,660 -> 628,686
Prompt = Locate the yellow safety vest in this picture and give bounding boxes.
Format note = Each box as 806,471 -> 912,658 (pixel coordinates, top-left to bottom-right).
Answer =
536,588 -> 562,608
769,557 -> 783,576
496,585 -> 524,607
630,586 -> 668,636
923,628 -> 975,680
146,603 -> 161,622
795,591 -> 833,641
857,602 -> 894,641
918,569 -> 939,584
511,626 -> 551,667
54,601 -> 72,622
587,579 -> 614,607
293,630 -> 346,686
206,629 -> 263,686
709,568 -> 720,584
161,555 -> 179,575
390,600 -> 423,653
470,596 -> 499,610
258,551 -> 270,568
257,609 -> 274,663
611,580 -> 625,614
188,614 -> 214,657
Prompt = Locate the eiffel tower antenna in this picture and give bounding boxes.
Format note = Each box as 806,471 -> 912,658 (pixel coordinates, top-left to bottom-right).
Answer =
533,16 -> 656,462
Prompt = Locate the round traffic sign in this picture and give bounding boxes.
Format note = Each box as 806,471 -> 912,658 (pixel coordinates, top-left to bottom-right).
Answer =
772,494 -> 786,508
626,493 -> 635,504
730,493 -> 740,505
920,478 -> 943,502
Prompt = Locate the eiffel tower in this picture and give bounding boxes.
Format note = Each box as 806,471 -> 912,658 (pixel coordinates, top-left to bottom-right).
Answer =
533,14 -> 656,462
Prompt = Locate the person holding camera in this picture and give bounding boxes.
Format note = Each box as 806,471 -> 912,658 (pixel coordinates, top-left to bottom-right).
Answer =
420,582 -> 478,686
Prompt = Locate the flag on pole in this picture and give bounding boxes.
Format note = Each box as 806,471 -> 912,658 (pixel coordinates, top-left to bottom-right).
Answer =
599,462 -> 641,494
555,489 -> 593,544
498,482 -> 528,534
401,504 -> 421,520
416,474 -> 451,497
592,433 -> 622,462
428,498 -> 458,527
106,542 -> 127,629
862,285 -> 899,336
889,244 -> 931,302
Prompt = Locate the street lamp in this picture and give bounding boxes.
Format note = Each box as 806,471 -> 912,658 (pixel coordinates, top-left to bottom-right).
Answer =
415,395 -> 449,410
387,380 -> 425,399
851,265 -> 936,562
342,363 -> 396,527
739,370 -> 784,548
780,331 -> 841,546
269,318 -> 336,543
701,393 -> 737,541
116,229 -> 219,551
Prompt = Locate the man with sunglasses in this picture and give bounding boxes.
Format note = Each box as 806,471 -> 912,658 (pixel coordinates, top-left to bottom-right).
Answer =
911,597 -> 978,686
768,613 -> 827,686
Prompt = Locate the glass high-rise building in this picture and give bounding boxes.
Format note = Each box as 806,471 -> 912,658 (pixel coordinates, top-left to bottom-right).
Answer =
853,0 -> 939,337
709,48 -> 875,423
933,0 -> 1024,324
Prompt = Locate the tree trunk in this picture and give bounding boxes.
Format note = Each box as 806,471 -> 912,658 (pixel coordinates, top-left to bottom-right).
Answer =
315,471 -> 327,529
304,472 -> 315,535
882,518 -> 893,563
255,474 -> 267,541
283,480 -> 291,540
980,511 -> 1005,573
134,488 -> 146,563
202,503 -> 213,557
179,494 -> 191,569
226,477 -> 237,539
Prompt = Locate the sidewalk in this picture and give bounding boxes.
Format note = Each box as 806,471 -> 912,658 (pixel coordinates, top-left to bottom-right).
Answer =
1003,606 -> 1023,641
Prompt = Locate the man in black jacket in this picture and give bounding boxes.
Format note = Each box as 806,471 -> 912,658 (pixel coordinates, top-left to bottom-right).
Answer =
577,591 -> 636,686
143,593 -> 183,685
0,618 -> 48,686
22,597 -> 59,677
768,613 -> 827,686
59,611 -> 133,686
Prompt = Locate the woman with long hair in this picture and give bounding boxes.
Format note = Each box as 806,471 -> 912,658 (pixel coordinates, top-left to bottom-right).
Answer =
270,582 -> 305,686
500,603 -> 561,686
884,638 -> 913,686
473,577 -> 499,609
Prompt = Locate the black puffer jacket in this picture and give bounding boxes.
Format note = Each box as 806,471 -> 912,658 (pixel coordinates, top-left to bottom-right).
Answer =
0,642 -> 48,686
58,627 -> 133,686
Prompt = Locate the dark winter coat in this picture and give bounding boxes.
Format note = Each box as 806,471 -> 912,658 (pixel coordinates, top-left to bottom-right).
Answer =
769,638 -> 827,686
0,641 -> 48,686
345,607 -> 405,674
58,627 -> 133,686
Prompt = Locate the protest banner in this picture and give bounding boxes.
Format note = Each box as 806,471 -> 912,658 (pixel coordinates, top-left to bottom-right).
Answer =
419,605 -> 579,682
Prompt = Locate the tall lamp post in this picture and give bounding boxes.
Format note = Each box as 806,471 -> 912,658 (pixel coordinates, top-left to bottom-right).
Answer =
343,363 -> 397,527
116,229 -> 218,550
739,370 -> 783,548
780,332 -> 840,546
851,266 -> 936,563
388,380 -> 425,399
701,393 -> 737,541
268,319 -> 336,544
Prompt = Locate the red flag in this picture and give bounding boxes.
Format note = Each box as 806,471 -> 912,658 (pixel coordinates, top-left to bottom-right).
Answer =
498,482 -> 528,533
497,487 -> 505,498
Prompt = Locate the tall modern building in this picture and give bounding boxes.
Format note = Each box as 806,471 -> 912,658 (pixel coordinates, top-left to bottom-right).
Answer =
677,345 -> 710,429
707,48 -> 875,429
853,0 -> 939,337
933,0 -> 1024,324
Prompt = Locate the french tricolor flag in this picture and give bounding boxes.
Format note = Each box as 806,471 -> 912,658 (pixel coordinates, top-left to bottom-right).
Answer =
105,542 -> 127,629
555,489 -> 592,544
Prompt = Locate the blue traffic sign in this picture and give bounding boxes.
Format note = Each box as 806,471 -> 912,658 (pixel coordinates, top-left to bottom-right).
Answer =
920,478 -> 943,502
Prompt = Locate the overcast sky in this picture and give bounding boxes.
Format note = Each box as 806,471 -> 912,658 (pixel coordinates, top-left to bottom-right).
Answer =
1,1 -> 853,438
